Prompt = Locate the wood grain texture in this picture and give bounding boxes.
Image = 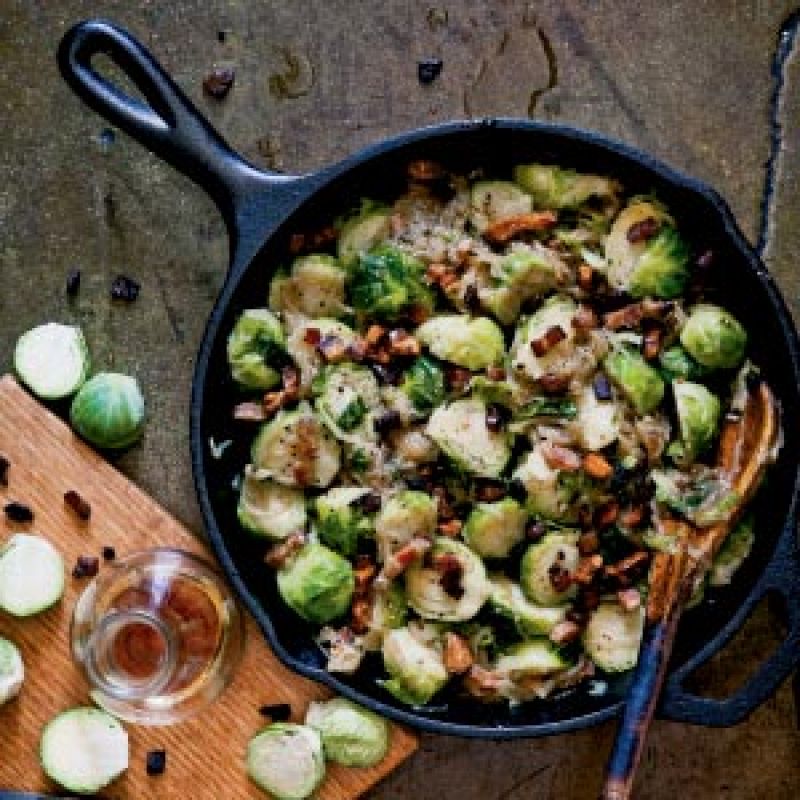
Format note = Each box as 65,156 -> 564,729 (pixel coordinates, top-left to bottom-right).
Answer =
0,375 -> 416,799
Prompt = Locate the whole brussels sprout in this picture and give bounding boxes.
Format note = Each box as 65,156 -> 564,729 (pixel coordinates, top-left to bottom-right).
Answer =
416,315 -> 505,371
313,487 -> 376,557
348,245 -> 433,318
269,254 -> 346,318
227,308 -> 286,389
374,490 -> 437,561
276,543 -> 355,625
658,345 -> 708,382
603,344 -> 665,415
337,200 -> 392,268
513,164 -> 620,210
679,304 -> 747,369
70,373 -> 145,449
381,627 -> 448,705
246,723 -> 325,800
671,380 -> 721,464
305,698 -> 389,767
399,356 -> 446,414
463,498 -> 526,559
237,474 -> 307,540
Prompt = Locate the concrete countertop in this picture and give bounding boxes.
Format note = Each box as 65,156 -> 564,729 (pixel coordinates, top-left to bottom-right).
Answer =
1,1 -> 799,797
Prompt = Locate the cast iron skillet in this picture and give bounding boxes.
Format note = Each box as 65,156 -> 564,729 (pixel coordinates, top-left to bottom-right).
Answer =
58,19 -> 800,739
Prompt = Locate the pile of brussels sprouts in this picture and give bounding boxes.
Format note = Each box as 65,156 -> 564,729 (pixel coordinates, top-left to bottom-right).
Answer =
226,160 -> 766,707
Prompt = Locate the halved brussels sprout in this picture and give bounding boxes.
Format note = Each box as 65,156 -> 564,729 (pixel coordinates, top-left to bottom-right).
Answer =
237,474 -> 307,540
337,201 -> 392,268
405,538 -> 491,622
494,640 -> 569,678
426,396 -> 511,478
583,601 -> 644,673
381,627 -> 448,705
416,315 -> 505,371
658,345 -> 708,382
313,487 -> 375,557
399,356 -> 446,414
251,402 -> 341,488
520,532 -> 580,606
710,514 -> 755,587
570,382 -> 620,451
312,363 -> 382,442
469,180 -> 533,233
651,467 -> 737,527
227,309 -> 286,390
513,163 -> 620,210
605,200 -> 689,298
70,373 -> 146,450
348,245 -> 433,318
509,295 -> 577,382
305,698 -> 389,768
512,445 -> 579,522
276,543 -> 354,624
462,498 -> 526,559
374,491 -> 437,561
269,254 -> 347,318
671,380 -> 721,464
285,316 -> 358,391
603,343 -> 665,415
489,575 -> 568,637
679,304 -> 747,369
365,582 -> 408,650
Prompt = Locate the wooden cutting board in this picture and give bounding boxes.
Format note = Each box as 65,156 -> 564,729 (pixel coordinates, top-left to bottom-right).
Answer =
0,375 -> 417,798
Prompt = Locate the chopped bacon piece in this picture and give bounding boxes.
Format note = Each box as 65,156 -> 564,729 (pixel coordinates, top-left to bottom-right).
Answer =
603,299 -> 673,330
234,402 -> 267,422
350,597 -> 372,634
264,533 -> 306,569
388,329 -> 421,357
537,372 -> 571,395
303,326 -> 322,346
550,620 -> 583,646
443,632 -> 474,675
642,324 -> 662,361
572,554 -> 604,585
483,211 -> 558,245
577,264 -> 595,292
541,443 -> 582,472
486,365 -> 506,381
531,325 -> 567,357
578,530 -> 600,556
617,587 -> 642,612
438,519 -> 463,537
354,556 -> 377,593
583,452 -> 613,480
595,501 -> 619,528
365,324 -> 387,347
382,538 -> 431,579
626,217 -> 660,244
604,551 -> 650,585
619,505 -> 646,528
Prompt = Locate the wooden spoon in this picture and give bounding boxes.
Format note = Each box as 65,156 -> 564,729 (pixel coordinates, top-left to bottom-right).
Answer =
601,380 -> 780,800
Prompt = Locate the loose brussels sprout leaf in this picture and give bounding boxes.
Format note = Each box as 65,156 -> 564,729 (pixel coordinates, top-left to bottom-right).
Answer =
606,200 -> 689,298
246,723 -> 325,800
710,514 -> 755,587
305,698 -> 389,767
603,344 -> 665,415
374,491 -> 437,561
269,254 -> 347,318
238,474 -> 307,540
658,345 -> 708,382
651,468 -> 738,527
399,356 -> 446,414
313,487 -> 375,557
513,164 -> 620,210
672,380 -> 721,464
381,627 -> 448,705
277,543 -> 355,624
514,397 -> 578,424
416,315 -> 505,371
489,575 -> 568,637
463,498 -> 526,559
251,402 -> 341,488
312,363 -> 382,442
470,180 -> 533,233
512,445 -> 580,522
348,245 -> 433,318
426,396 -> 511,478
509,295 -> 577,382
405,538 -> 491,622
583,602 -> 644,673
227,309 -> 286,390
520,532 -> 580,606
570,383 -> 620,451
70,373 -> 146,450
285,316 -> 358,391
337,201 -> 392,268
494,640 -> 569,678
679,304 -> 747,369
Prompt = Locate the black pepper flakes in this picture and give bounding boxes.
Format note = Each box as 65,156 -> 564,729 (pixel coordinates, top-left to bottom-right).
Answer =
111,275 -> 140,302
72,555 -> 100,579
203,66 -> 235,99
102,545 -> 116,562
418,58 -> 443,85
0,455 -> 8,487
66,268 -> 81,297
64,490 -> 91,521
258,702 -> 292,722
4,501 -> 33,523
146,749 -> 167,776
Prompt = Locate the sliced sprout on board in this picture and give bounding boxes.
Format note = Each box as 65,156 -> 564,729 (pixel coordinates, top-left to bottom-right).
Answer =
0,636 -> 24,704
14,322 -> 90,399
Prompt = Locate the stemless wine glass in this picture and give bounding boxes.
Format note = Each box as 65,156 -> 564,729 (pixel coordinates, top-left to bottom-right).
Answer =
71,548 -> 245,725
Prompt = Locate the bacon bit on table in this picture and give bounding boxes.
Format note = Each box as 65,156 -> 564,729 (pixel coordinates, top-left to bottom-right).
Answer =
264,533 -> 306,569
102,546 -> 116,562
626,216 -> 661,244
531,325 -> 567,357
203,66 -> 235,99
550,620 -> 583,646
572,554 -> 604,585
388,328 -> 421,357
0,455 -> 9,487
541,443 -> 582,472
3,501 -> 33,523
146,749 -> 167,777
483,211 -> 558,245
64,490 -> 91,521
72,554 -> 99,579
443,632 -> 474,675
110,275 -> 141,302
258,703 -> 291,722
617,587 -> 642,612
537,372 -> 571,395
438,519 -> 463,537
583,452 -> 613,480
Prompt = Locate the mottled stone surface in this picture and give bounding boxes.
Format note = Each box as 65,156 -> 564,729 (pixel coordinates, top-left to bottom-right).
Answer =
1,1 -> 799,797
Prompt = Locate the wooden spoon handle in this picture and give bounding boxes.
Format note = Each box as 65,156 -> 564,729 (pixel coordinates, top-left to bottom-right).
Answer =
600,603 -> 683,800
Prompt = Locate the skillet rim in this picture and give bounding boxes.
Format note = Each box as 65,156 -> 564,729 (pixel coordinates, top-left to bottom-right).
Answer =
190,118 -> 800,739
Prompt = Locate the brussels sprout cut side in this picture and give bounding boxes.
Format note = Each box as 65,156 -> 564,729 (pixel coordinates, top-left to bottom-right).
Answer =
70,373 -> 146,450
305,698 -> 389,767
0,636 -> 24,705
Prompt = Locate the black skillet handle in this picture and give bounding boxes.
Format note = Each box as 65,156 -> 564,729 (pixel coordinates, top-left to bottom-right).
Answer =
658,521 -> 800,725
57,19 -> 303,267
